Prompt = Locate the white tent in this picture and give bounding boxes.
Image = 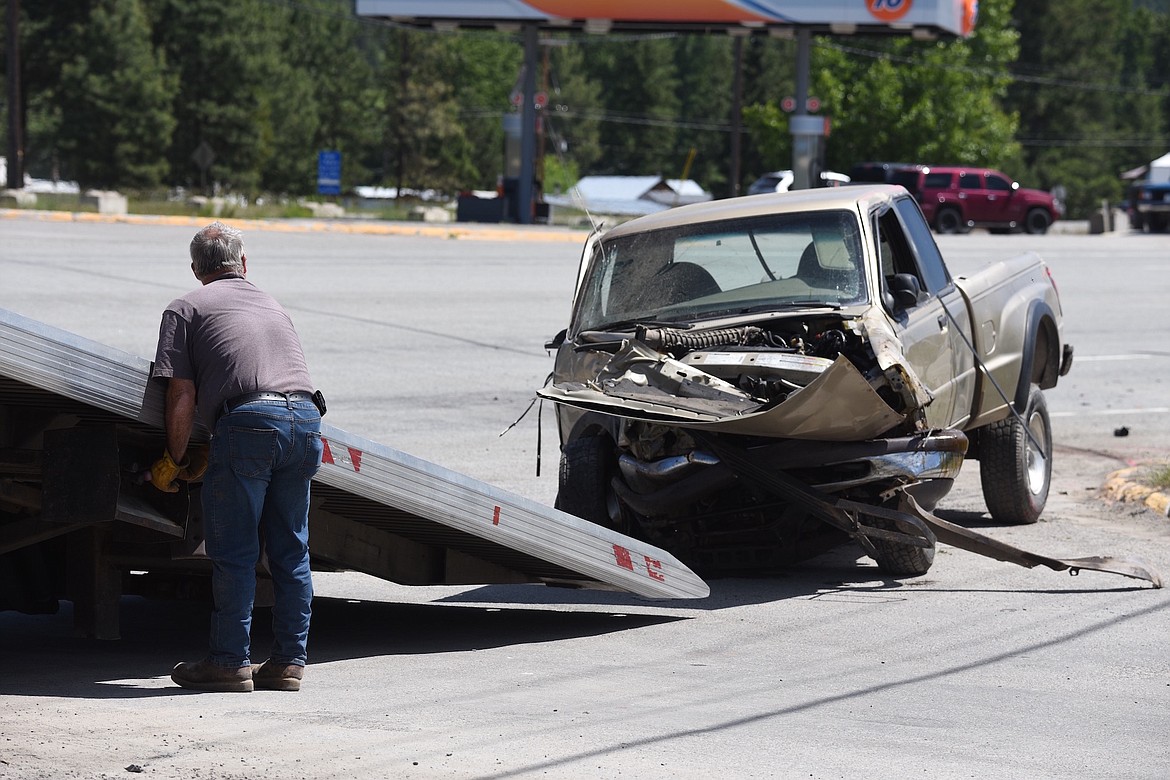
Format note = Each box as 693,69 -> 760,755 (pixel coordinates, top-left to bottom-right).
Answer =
1148,152 -> 1170,186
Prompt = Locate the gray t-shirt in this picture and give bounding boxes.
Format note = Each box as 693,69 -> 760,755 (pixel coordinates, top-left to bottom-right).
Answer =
152,276 -> 314,428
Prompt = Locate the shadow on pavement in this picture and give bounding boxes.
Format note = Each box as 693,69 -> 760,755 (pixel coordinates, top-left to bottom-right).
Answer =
0,592 -> 687,699
3,507 -> 1148,700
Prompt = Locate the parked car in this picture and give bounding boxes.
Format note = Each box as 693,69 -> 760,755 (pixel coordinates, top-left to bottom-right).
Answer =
540,185 -> 1074,578
868,164 -> 1062,235
847,161 -> 916,185
1129,151 -> 1170,233
747,169 -> 850,195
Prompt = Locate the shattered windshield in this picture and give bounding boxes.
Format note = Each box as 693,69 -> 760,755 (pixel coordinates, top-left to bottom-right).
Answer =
573,210 -> 867,332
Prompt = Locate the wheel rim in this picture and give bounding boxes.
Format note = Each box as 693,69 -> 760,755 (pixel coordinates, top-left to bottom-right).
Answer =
1025,409 -> 1050,495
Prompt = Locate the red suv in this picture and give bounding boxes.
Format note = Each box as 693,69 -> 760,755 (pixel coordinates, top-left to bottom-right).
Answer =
882,165 -> 1062,235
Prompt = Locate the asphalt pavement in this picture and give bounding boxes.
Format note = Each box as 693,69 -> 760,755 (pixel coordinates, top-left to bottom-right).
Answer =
1,209 -> 1168,780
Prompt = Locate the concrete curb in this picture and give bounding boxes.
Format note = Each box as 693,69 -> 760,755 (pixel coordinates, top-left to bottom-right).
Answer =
1102,466 -> 1170,517
0,208 -> 591,244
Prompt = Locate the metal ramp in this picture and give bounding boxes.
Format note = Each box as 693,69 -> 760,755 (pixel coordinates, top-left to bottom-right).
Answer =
0,307 -> 708,636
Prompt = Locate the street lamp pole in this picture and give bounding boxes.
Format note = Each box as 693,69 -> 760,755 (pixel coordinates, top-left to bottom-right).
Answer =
6,0 -> 25,190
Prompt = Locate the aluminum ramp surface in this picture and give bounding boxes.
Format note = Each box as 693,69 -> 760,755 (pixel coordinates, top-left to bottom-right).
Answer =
0,306 -> 709,600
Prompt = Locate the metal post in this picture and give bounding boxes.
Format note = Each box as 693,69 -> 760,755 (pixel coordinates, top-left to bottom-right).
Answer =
730,36 -> 744,198
791,28 -> 812,191
6,0 -> 24,190
517,24 -> 539,224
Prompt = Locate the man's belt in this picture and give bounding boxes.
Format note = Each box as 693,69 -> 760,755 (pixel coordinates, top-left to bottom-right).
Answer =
224,391 -> 315,414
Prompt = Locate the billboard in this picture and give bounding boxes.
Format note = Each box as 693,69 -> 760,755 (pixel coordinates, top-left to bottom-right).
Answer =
356,0 -> 978,37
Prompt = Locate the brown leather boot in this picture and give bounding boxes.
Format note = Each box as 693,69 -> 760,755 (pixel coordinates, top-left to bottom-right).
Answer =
251,660 -> 304,691
171,659 -> 253,692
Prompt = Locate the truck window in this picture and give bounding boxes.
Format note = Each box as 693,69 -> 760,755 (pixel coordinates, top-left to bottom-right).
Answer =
958,172 -> 982,190
876,209 -> 919,285
923,172 -> 952,189
574,210 -> 866,333
987,174 -> 1012,191
893,197 -> 952,294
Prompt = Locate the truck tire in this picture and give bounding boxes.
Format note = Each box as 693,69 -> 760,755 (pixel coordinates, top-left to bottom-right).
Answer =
979,386 -> 1052,524
935,207 -> 964,234
555,433 -> 622,529
867,509 -> 936,577
1024,208 -> 1051,235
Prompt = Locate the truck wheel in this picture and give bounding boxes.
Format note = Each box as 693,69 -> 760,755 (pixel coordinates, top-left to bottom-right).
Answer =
555,433 -> 623,530
935,207 -> 964,234
867,509 -> 936,577
979,386 -> 1052,524
1024,208 -> 1051,235
1151,214 -> 1169,233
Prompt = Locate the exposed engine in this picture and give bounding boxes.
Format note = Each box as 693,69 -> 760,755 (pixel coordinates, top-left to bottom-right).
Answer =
634,315 -> 890,408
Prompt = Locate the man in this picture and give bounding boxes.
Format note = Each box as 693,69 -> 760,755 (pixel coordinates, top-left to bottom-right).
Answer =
150,221 -> 323,693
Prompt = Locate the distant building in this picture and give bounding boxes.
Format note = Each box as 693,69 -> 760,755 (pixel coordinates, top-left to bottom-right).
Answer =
545,175 -> 712,216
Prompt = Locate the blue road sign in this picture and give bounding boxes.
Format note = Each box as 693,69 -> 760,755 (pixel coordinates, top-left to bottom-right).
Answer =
318,150 -> 341,195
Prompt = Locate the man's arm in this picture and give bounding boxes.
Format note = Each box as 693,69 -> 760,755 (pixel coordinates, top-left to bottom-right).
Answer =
164,377 -> 198,462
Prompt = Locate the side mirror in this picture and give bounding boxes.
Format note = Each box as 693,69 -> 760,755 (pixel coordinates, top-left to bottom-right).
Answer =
889,273 -> 923,310
545,328 -> 567,351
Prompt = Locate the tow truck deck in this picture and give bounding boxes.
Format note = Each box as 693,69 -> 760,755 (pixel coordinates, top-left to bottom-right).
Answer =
0,307 -> 708,638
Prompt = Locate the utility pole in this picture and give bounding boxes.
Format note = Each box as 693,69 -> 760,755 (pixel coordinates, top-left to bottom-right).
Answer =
516,24 -> 538,224
730,36 -> 744,198
6,0 -> 24,190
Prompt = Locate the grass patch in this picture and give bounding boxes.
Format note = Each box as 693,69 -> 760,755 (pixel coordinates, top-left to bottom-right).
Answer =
9,189 -> 603,227
25,192 -> 98,213
1142,463 -> 1170,491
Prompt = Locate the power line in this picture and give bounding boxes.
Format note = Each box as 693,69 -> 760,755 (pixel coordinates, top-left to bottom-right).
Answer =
1019,138 -> 1169,148
818,39 -> 1170,97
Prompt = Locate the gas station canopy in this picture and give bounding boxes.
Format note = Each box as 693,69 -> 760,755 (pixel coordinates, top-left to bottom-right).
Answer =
356,0 -> 977,37
356,0 -> 976,223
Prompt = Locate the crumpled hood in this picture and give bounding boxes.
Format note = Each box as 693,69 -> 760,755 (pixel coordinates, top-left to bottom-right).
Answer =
538,340 -> 904,441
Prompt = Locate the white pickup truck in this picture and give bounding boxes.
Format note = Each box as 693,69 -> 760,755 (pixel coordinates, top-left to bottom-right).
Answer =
540,184 -> 1082,579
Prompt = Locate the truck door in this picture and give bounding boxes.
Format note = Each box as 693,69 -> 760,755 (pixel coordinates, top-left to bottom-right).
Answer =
957,170 -> 994,223
984,172 -> 1017,223
876,199 -> 976,429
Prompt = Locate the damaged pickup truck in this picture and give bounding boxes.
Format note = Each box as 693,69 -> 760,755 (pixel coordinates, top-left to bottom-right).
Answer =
538,184 -> 1160,586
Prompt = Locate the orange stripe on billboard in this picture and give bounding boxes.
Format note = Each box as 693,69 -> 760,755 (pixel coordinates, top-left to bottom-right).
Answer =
525,0 -> 774,23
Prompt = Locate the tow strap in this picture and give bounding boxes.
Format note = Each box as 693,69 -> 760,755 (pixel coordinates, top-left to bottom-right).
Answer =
698,434 -> 1163,589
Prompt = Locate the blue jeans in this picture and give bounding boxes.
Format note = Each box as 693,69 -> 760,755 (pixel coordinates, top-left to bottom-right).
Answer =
202,399 -> 322,668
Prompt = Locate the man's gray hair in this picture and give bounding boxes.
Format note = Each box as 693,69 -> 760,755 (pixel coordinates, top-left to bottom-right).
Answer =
190,221 -> 245,276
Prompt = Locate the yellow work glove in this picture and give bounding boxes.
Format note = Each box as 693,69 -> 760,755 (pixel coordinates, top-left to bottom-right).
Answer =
178,446 -> 209,482
149,450 -> 184,493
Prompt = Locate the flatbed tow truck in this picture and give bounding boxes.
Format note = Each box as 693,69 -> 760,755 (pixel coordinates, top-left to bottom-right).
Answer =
0,307 -> 709,639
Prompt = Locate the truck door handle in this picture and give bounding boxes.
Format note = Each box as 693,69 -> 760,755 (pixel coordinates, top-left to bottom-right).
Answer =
937,315 -> 948,332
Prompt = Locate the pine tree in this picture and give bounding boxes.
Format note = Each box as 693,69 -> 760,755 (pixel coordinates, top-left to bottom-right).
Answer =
581,37 -> 680,176
672,36 -> 733,194
53,0 -> 177,189
153,0 -> 288,194
1008,0 -> 1135,216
